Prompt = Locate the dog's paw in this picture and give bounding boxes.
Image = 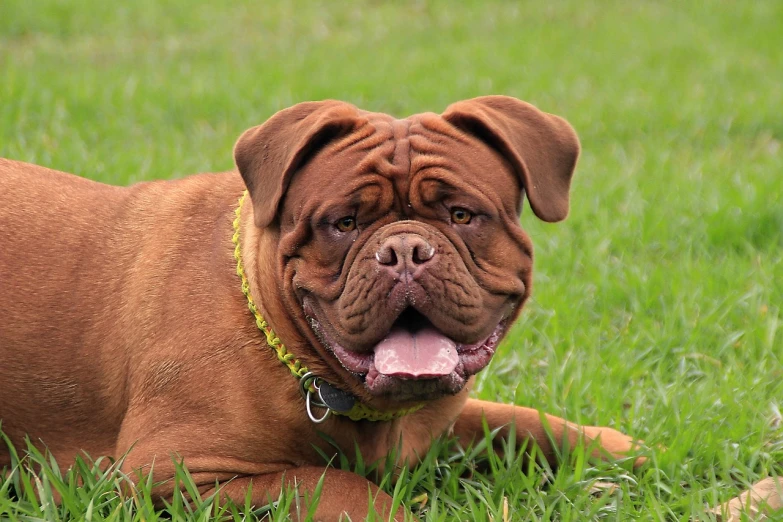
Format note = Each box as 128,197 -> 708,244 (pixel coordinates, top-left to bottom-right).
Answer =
711,477 -> 783,521
581,425 -> 649,468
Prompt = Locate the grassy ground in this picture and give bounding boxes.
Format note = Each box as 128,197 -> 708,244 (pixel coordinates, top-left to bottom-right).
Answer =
1,1 -> 782,520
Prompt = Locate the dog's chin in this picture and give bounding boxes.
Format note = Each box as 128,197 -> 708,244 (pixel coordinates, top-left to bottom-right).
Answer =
305,306 -> 505,402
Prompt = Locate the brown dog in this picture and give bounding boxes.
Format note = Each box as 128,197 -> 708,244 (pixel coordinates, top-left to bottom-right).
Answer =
0,96 -> 642,520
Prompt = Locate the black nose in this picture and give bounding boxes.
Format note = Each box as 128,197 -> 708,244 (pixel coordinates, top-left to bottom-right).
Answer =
375,233 -> 435,274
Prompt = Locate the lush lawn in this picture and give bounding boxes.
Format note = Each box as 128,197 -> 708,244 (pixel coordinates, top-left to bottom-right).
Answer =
1,1 -> 782,520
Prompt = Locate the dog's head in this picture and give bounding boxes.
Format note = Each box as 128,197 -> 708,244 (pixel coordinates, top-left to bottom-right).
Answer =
234,96 -> 579,404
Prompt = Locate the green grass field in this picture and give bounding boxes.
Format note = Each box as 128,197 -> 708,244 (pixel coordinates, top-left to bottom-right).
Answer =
1,1 -> 782,520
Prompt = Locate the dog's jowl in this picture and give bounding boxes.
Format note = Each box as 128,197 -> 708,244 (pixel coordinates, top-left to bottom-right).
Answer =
0,96 -> 643,520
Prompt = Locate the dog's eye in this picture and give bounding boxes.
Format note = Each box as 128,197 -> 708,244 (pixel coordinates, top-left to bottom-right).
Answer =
336,216 -> 357,232
450,208 -> 472,225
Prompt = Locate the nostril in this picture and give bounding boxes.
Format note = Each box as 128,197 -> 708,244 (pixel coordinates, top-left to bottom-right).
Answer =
375,245 -> 398,266
412,243 -> 435,264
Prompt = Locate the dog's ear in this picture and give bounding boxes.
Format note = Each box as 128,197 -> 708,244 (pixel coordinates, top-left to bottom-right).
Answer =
234,101 -> 361,228
442,96 -> 579,222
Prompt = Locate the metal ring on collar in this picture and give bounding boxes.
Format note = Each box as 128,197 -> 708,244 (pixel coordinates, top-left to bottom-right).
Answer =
300,371 -> 330,423
305,387 -> 331,423
299,371 -> 319,398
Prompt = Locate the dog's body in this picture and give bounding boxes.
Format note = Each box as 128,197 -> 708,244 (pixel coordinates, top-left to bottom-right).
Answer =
0,97 -> 642,520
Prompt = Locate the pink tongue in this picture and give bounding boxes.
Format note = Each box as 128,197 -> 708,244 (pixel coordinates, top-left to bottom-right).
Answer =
374,326 -> 459,378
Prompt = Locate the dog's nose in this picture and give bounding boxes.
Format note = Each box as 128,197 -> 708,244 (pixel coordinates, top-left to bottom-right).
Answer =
376,234 -> 435,275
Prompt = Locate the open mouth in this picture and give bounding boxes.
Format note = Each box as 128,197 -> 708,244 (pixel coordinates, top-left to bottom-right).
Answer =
305,305 -> 505,398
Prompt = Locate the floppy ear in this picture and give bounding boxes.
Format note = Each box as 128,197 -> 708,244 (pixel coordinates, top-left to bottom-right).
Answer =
234,100 -> 362,228
442,95 -> 580,222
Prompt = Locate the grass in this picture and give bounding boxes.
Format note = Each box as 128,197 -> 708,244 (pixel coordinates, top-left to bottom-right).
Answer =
1,0 -> 782,520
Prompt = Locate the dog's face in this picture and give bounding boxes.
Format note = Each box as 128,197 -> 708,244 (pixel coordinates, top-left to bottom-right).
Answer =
235,97 -> 579,404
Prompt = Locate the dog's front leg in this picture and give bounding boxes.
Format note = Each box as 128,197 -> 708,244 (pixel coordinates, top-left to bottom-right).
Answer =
452,398 -> 644,468
202,467 -> 409,522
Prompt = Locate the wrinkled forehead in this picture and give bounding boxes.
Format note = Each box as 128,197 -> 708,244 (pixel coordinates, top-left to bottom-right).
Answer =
282,110 -> 521,219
